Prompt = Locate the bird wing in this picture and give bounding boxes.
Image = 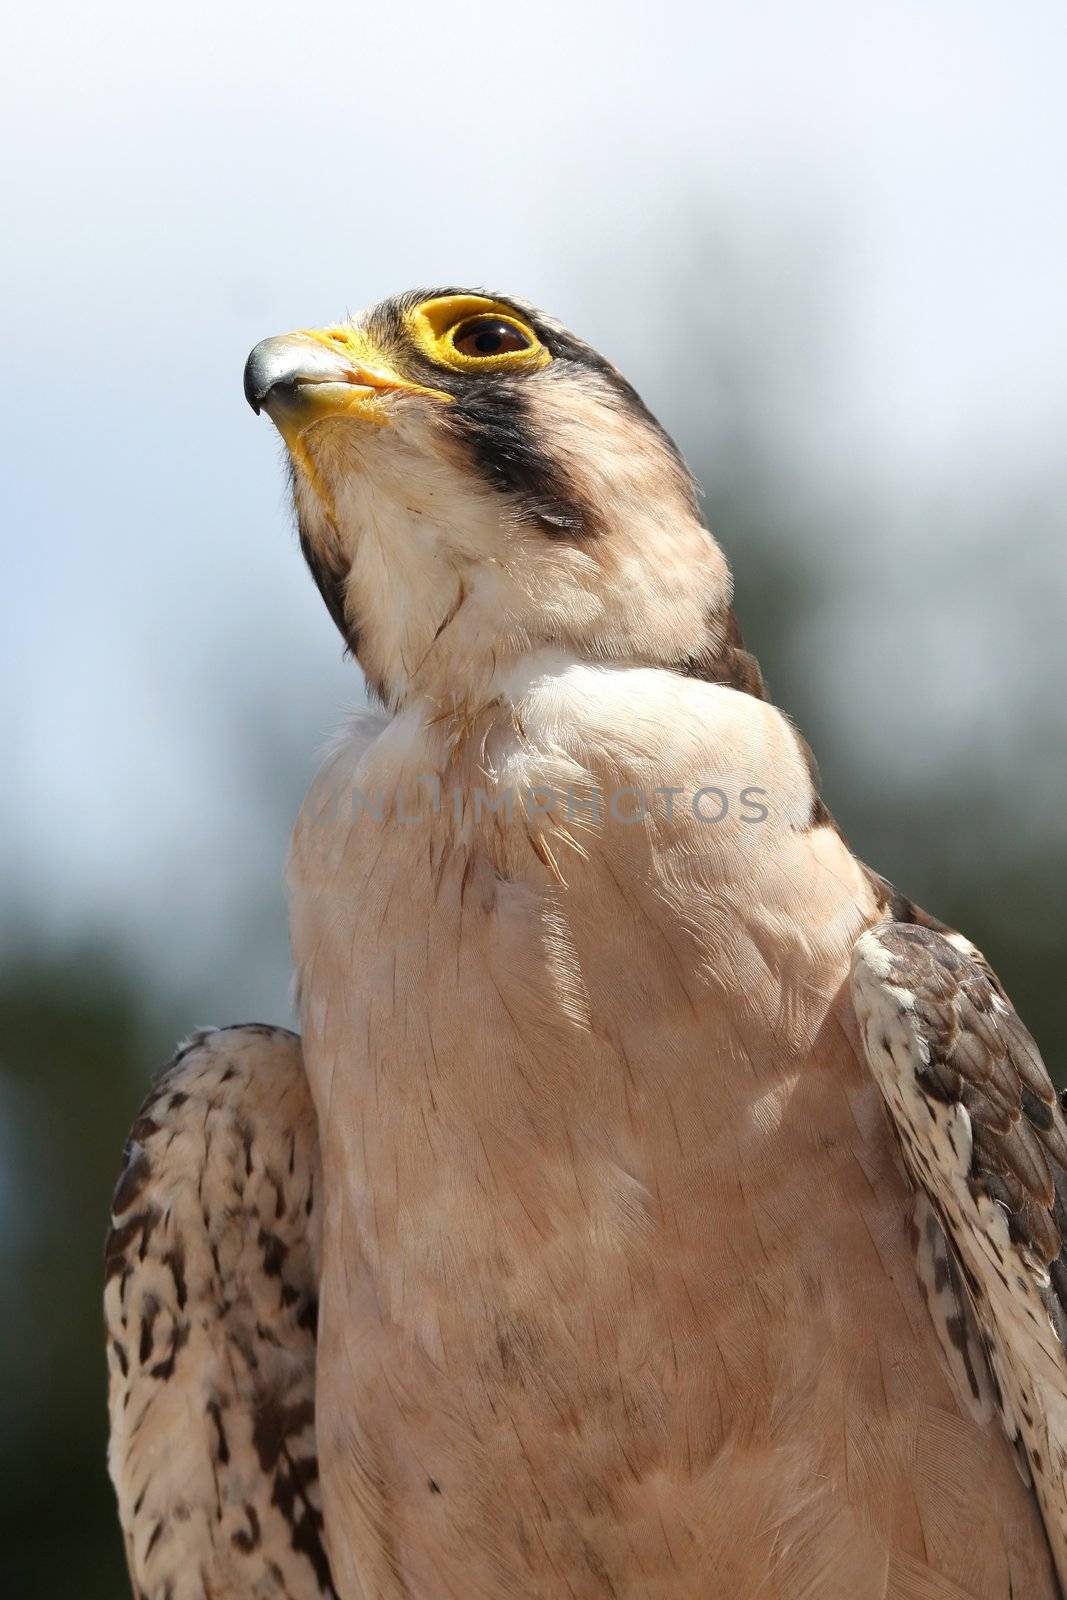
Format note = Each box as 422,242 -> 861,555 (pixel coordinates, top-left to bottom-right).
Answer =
104,1024 -> 337,1600
852,920 -> 1067,1590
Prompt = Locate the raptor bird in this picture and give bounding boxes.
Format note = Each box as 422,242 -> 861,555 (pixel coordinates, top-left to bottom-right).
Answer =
105,289 -> 1067,1599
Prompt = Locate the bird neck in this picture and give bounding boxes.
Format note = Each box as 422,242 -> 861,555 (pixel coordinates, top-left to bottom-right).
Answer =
343,527 -> 757,721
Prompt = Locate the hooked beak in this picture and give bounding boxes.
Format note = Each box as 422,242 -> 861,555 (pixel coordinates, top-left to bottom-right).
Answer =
243,329 -> 451,445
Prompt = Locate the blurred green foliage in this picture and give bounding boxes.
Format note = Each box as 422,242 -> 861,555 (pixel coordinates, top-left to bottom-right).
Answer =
0,947 -> 169,1597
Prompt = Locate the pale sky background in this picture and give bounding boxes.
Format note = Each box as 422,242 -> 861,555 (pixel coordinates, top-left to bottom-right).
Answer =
3,0 -> 1066,1024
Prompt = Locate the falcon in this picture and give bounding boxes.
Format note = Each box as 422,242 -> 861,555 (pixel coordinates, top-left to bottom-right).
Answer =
105,289 -> 1067,1599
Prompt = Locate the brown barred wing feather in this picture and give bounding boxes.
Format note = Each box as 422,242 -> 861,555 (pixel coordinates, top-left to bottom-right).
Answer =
104,1024 -> 337,1599
852,922 -> 1067,1593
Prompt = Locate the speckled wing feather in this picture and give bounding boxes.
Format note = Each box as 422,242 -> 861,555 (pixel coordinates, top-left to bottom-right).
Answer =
104,1024 -> 337,1599
909,1189 -> 1002,1434
852,921 -> 1067,1592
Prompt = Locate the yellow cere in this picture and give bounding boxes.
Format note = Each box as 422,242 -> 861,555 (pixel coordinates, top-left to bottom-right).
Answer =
298,324 -> 455,410
406,295 -> 551,374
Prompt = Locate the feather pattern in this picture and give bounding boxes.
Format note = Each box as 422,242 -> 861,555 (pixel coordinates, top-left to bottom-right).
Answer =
104,1025 -> 337,1600
852,922 -> 1067,1594
910,1191 -> 1000,1434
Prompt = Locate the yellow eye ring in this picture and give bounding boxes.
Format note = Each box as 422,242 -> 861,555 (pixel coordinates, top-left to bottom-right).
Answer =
406,294 -> 551,374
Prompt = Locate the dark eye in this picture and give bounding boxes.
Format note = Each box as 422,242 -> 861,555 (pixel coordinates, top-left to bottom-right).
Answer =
452,317 -> 533,358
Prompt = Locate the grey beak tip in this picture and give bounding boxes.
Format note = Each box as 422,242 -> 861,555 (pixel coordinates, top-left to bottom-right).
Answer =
243,342 -> 273,413
244,332 -> 352,416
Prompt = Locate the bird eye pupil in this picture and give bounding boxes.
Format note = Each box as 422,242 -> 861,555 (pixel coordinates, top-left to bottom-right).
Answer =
452,317 -> 533,359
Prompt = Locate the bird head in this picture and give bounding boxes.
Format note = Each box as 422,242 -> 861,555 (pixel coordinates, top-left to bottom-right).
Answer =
244,288 -> 736,710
